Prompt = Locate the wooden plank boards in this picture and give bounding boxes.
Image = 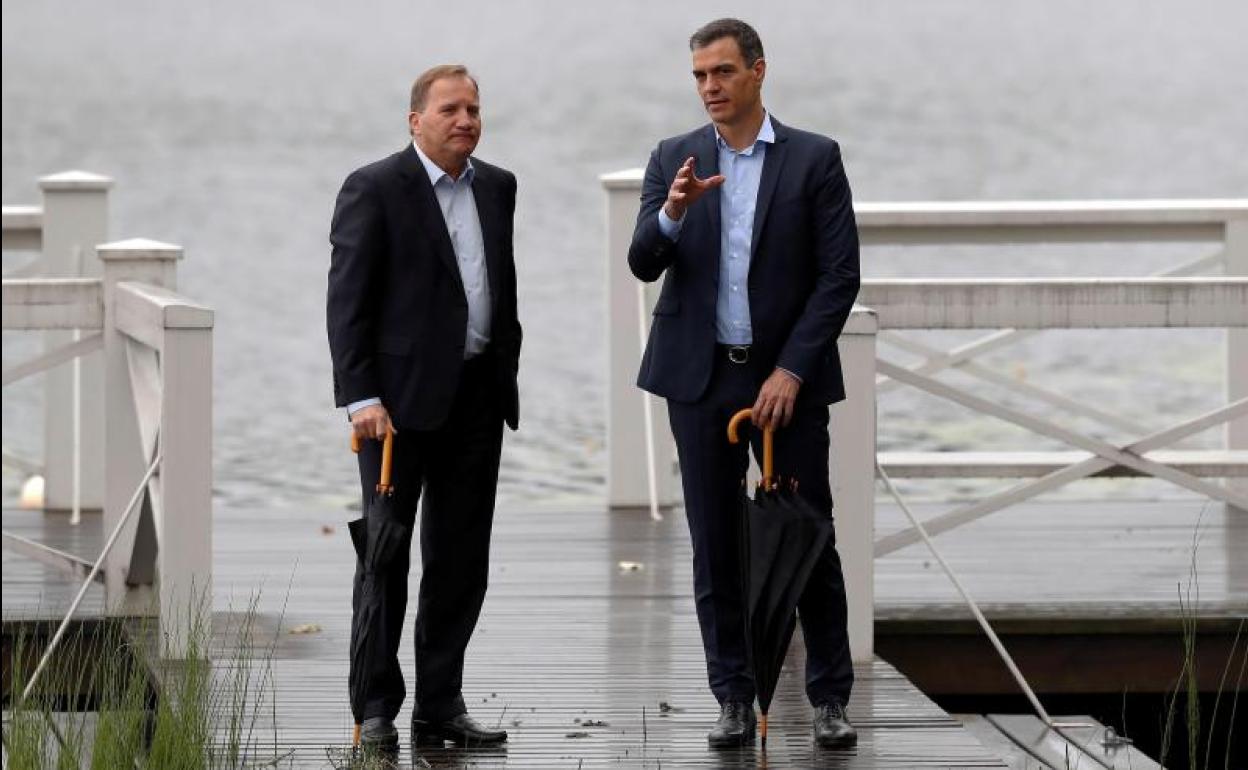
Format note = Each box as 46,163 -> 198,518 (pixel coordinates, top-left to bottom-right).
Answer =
2,509 -> 104,620
188,502 -> 1004,767
3,503 -> 1009,768
11,495 -> 1237,766
875,498 -> 1246,620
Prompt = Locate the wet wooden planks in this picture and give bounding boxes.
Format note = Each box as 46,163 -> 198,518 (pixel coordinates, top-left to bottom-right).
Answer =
4,502 -> 1008,767
8,495 -> 1240,766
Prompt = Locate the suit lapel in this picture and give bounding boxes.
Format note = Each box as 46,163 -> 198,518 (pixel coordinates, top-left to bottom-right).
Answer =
397,145 -> 465,295
471,164 -> 504,315
750,118 -> 788,260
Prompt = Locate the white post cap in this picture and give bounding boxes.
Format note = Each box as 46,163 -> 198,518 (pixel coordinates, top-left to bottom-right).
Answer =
97,238 -> 183,261
38,170 -> 115,192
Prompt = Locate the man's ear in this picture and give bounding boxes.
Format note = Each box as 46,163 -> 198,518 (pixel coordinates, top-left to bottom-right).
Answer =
753,58 -> 766,85
408,111 -> 421,137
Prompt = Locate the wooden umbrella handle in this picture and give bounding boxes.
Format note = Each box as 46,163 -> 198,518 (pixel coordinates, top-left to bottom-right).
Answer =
727,408 -> 774,488
350,428 -> 394,493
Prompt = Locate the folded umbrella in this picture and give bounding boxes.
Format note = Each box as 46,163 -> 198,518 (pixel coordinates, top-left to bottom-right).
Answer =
347,429 -> 407,751
727,408 -> 833,748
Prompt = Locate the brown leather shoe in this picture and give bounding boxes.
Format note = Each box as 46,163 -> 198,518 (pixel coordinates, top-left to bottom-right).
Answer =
412,712 -> 508,747
814,701 -> 858,748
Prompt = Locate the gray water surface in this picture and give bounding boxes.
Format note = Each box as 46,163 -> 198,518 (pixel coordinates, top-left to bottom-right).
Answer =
4,1 -> 1246,510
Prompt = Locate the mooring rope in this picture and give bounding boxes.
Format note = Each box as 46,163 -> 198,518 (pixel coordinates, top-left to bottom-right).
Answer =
20,452 -> 162,702
875,460 -> 1056,727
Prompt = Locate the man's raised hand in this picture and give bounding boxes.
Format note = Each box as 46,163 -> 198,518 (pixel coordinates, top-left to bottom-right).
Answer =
663,156 -> 725,222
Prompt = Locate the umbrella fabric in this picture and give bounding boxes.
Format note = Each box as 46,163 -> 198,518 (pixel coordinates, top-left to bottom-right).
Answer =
728,409 -> 833,745
347,430 -> 408,727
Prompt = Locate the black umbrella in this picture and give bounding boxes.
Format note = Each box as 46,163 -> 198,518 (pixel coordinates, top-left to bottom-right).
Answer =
727,408 -> 833,747
347,429 -> 407,750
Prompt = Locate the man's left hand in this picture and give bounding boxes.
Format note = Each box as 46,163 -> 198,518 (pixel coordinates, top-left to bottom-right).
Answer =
752,368 -> 801,430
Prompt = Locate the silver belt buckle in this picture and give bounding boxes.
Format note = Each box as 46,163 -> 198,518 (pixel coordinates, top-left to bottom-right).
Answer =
727,345 -> 750,364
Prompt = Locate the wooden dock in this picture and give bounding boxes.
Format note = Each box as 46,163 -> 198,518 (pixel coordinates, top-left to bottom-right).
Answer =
5,495 -> 1242,767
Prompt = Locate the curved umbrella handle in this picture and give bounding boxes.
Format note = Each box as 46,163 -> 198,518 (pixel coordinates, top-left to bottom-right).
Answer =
727,408 -> 774,489
350,428 -> 394,493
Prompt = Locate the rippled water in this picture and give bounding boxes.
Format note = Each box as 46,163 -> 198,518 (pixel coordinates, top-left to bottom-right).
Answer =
4,1 -> 1246,510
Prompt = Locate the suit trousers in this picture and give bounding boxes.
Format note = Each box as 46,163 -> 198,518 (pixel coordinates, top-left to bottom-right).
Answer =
351,352 -> 504,722
666,349 -> 854,707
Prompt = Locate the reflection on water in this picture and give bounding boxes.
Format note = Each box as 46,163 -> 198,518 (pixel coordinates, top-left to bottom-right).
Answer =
3,1 -> 1245,510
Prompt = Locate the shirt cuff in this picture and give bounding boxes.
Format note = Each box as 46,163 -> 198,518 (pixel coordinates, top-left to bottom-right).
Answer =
777,367 -> 803,384
657,208 -> 684,241
347,397 -> 381,416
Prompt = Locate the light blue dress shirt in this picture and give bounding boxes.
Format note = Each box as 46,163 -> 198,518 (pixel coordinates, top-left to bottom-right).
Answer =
347,143 -> 492,416
658,113 -> 775,346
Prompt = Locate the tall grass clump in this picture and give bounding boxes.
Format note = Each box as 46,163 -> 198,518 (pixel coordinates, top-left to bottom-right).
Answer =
2,588 -> 285,768
1155,518 -> 1245,770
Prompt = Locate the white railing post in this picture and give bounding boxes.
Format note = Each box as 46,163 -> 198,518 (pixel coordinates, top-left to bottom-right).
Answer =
603,170 -> 680,509
38,171 -> 112,512
1228,217 -> 1248,507
98,239 -> 179,616
831,308 -> 877,662
153,292 -> 213,657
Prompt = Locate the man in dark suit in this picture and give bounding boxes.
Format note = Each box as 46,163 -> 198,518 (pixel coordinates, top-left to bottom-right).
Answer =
327,64 -> 519,755
629,19 -> 861,748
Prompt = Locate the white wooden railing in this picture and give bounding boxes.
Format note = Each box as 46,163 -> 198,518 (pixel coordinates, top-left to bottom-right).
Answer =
603,168 -> 1248,662
3,230 -> 213,657
2,171 -> 112,514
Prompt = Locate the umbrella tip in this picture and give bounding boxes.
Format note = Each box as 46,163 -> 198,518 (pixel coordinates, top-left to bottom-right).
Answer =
760,712 -> 768,745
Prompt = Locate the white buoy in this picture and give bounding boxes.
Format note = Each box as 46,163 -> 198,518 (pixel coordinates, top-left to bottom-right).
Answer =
20,475 -> 45,509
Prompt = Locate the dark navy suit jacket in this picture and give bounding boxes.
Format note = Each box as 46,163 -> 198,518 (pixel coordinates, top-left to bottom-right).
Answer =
628,117 -> 860,405
327,145 -> 522,430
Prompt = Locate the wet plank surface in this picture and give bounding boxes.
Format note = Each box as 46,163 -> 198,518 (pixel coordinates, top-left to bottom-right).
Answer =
874,498 -> 1246,623
7,496 -> 1241,766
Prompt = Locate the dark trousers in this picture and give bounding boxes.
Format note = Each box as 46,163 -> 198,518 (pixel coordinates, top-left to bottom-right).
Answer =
666,350 -> 854,707
351,354 -> 504,722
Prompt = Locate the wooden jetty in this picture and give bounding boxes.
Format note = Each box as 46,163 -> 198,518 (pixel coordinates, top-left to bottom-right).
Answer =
7,495 -> 1234,768
6,177 -> 1244,767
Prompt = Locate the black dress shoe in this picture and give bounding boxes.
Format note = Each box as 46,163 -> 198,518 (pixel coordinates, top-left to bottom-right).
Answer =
708,701 -> 756,748
412,712 -> 508,747
359,716 -> 399,758
814,701 -> 858,748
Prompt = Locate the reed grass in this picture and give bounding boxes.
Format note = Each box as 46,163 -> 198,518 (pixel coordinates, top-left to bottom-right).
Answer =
2,590 -> 282,769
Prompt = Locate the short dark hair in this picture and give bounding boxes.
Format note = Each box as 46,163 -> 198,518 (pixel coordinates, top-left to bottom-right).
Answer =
410,64 -> 478,112
689,18 -> 764,66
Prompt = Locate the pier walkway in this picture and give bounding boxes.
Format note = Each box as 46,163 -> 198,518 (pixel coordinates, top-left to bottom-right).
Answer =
7,494 -> 1239,767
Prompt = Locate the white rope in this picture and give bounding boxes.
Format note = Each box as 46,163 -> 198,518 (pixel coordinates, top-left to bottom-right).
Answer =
71,244 -> 83,526
20,453 -> 162,702
876,460 -> 1055,727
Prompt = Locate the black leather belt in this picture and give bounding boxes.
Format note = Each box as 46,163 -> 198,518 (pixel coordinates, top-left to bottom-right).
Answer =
719,344 -> 751,364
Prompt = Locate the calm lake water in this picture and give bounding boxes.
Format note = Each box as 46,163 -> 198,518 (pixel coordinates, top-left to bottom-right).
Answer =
4,1 -> 1246,510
